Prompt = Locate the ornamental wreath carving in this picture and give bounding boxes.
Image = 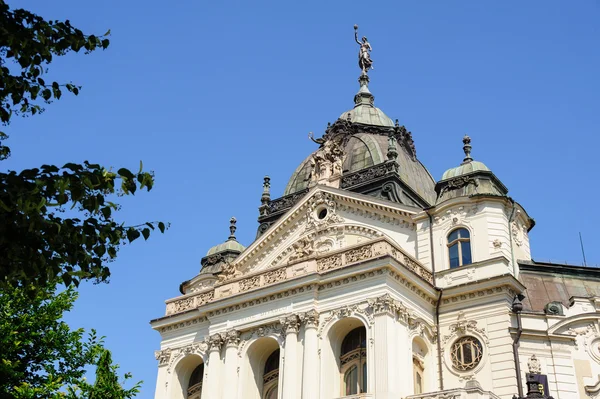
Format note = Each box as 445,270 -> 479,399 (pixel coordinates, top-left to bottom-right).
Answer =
442,311 -> 488,346
305,191 -> 344,232
264,268 -> 287,284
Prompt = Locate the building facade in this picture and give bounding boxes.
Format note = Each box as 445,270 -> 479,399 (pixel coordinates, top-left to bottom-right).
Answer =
151,36 -> 600,399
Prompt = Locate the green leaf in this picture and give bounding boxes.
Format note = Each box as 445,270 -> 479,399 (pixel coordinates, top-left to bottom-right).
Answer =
158,222 -> 166,233
141,228 -> 150,241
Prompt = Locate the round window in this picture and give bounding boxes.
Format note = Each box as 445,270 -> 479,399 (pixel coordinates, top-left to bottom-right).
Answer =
317,208 -> 328,220
450,336 -> 483,371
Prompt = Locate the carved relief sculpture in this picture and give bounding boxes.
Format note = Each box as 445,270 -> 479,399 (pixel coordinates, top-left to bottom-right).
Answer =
528,354 -> 541,374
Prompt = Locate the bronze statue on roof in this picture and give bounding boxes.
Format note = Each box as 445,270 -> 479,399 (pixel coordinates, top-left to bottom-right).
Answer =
354,25 -> 373,75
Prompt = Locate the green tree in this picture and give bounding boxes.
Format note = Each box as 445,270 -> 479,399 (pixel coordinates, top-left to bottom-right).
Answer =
0,1 -> 163,397
0,0 -> 165,289
0,283 -> 141,398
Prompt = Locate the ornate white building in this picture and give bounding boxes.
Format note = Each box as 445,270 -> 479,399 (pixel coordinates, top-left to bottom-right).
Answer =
151,41 -> 600,399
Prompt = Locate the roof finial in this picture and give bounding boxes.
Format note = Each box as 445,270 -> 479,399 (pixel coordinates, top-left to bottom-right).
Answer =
228,217 -> 237,241
462,135 -> 473,164
387,130 -> 398,161
261,176 -> 271,205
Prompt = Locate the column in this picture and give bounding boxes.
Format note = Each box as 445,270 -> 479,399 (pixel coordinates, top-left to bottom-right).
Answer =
281,314 -> 300,399
371,294 -> 400,399
222,329 -> 240,399
300,310 -> 320,399
204,333 -> 223,399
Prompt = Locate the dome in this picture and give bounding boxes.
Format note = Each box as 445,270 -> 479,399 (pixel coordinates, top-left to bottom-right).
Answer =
205,217 -> 246,256
206,239 -> 246,256
434,135 -> 508,204
284,133 -> 436,204
281,74 -> 437,206
441,160 -> 490,181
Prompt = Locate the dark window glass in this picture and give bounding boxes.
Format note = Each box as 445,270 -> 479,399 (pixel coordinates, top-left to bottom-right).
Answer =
449,244 -> 459,268
448,230 -> 459,243
341,327 -> 366,355
461,241 -> 472,265
264,349 -> 280,374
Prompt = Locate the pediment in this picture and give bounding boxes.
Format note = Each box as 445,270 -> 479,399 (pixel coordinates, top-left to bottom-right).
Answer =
228,186 -> 419,279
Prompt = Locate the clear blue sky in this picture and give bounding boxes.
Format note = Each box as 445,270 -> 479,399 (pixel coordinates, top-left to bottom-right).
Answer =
5,1 -> 600,397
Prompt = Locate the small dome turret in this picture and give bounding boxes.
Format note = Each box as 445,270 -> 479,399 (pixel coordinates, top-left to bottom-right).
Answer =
200,217 -> 246,275
435,135 -> 507,204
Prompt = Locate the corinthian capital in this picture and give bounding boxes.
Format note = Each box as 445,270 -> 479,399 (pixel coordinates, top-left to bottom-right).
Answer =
224,329 -> 240,347
280,314 -> 300,334
299,309 -> 319,329
208,333 -> 224,351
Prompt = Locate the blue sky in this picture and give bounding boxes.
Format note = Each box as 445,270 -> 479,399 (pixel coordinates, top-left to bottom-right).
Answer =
4,1 -> 600,397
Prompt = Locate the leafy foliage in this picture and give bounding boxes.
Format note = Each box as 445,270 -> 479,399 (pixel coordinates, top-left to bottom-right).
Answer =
0,283 -> 140,398
0,1 -> 166,289
0,0 -> 110,144
0,160 -> 166,288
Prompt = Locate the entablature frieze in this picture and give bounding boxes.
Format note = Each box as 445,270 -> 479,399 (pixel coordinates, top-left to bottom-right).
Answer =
161,237 -> 435,319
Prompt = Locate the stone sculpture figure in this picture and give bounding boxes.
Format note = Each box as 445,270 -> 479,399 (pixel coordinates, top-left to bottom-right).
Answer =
354,25 -> 373,75
309,139 -> 345,182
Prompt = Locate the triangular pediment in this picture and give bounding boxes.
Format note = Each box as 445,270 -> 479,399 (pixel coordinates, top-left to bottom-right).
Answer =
229,186 -> 420,278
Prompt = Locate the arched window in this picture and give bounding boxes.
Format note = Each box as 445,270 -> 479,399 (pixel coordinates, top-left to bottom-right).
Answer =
263,349 -> 279,399
447,228 -> 472,268
412,337 -> 428,395
340,326 -> 367,395
187,363 -> 204,399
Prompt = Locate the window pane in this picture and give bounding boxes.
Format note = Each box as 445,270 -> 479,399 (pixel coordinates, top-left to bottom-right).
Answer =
448,230 -> 459,243
362,362 -> 367,393
345,366 -> 358,395
449,243 -> 459,268
461,241 -> 472,265
458,228 -> 470,239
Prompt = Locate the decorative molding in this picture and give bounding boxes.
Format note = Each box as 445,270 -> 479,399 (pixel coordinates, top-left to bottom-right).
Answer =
208,333 -> 224,351
442,311 -> 489,347
299,309 -> 319,328
163,341 -> 208,373
441,285 -> 515,306
264,268 -> 287,284
224,329 -> 241,347
262,188 -> 309,218
305,191 -> 344,232
154,348 -> 171,367
287,236 -> 315,263
317,253 -> 343,272
237,322 -> 284,358
433,205 -> 479,227
511,220 -> 526,247
159,316 -> 208,334
367,293 -> 412,323
166,291 -> 214,315
280,314 -> 301,334
318,301 -> 375,337
239,275 -> 260,292
409,317 -> 437,343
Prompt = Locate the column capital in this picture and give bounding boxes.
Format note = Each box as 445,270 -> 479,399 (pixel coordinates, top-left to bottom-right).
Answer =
208,333 -> 224,352
280,314 -> 300,334
224,329 -> 241,348
299,309 -> 319,329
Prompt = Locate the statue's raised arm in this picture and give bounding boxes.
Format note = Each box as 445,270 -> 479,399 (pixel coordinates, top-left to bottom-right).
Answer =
354,24 -> 362,45
354,24 -> 373,75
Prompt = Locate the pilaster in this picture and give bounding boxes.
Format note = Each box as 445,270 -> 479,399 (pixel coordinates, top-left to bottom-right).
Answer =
223,329 -> 240,399
300,310 -> 320,399
371,294 -> 401,399
205,333 -> 223,399
281,314 -> 300,399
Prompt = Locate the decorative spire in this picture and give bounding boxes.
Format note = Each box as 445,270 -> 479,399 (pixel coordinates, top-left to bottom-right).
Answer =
462,135 -> 473,164
387,129 -> 398,161
261,176 -> 271,205
228,217 -> 237,241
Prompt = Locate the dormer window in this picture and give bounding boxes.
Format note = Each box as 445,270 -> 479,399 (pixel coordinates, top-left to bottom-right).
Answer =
448,228 -> 472,268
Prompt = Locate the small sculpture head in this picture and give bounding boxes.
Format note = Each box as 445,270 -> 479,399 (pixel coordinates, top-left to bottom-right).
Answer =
362,36 -> 368,43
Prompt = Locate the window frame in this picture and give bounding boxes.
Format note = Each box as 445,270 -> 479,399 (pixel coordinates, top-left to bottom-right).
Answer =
339,326 -> 368,396
447,227 -> 472,268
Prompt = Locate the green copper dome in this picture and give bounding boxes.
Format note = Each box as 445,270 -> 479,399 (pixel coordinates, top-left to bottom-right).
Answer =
206,239 -> 245,256
441,160 -> 490,181
205,217 -> 246,256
